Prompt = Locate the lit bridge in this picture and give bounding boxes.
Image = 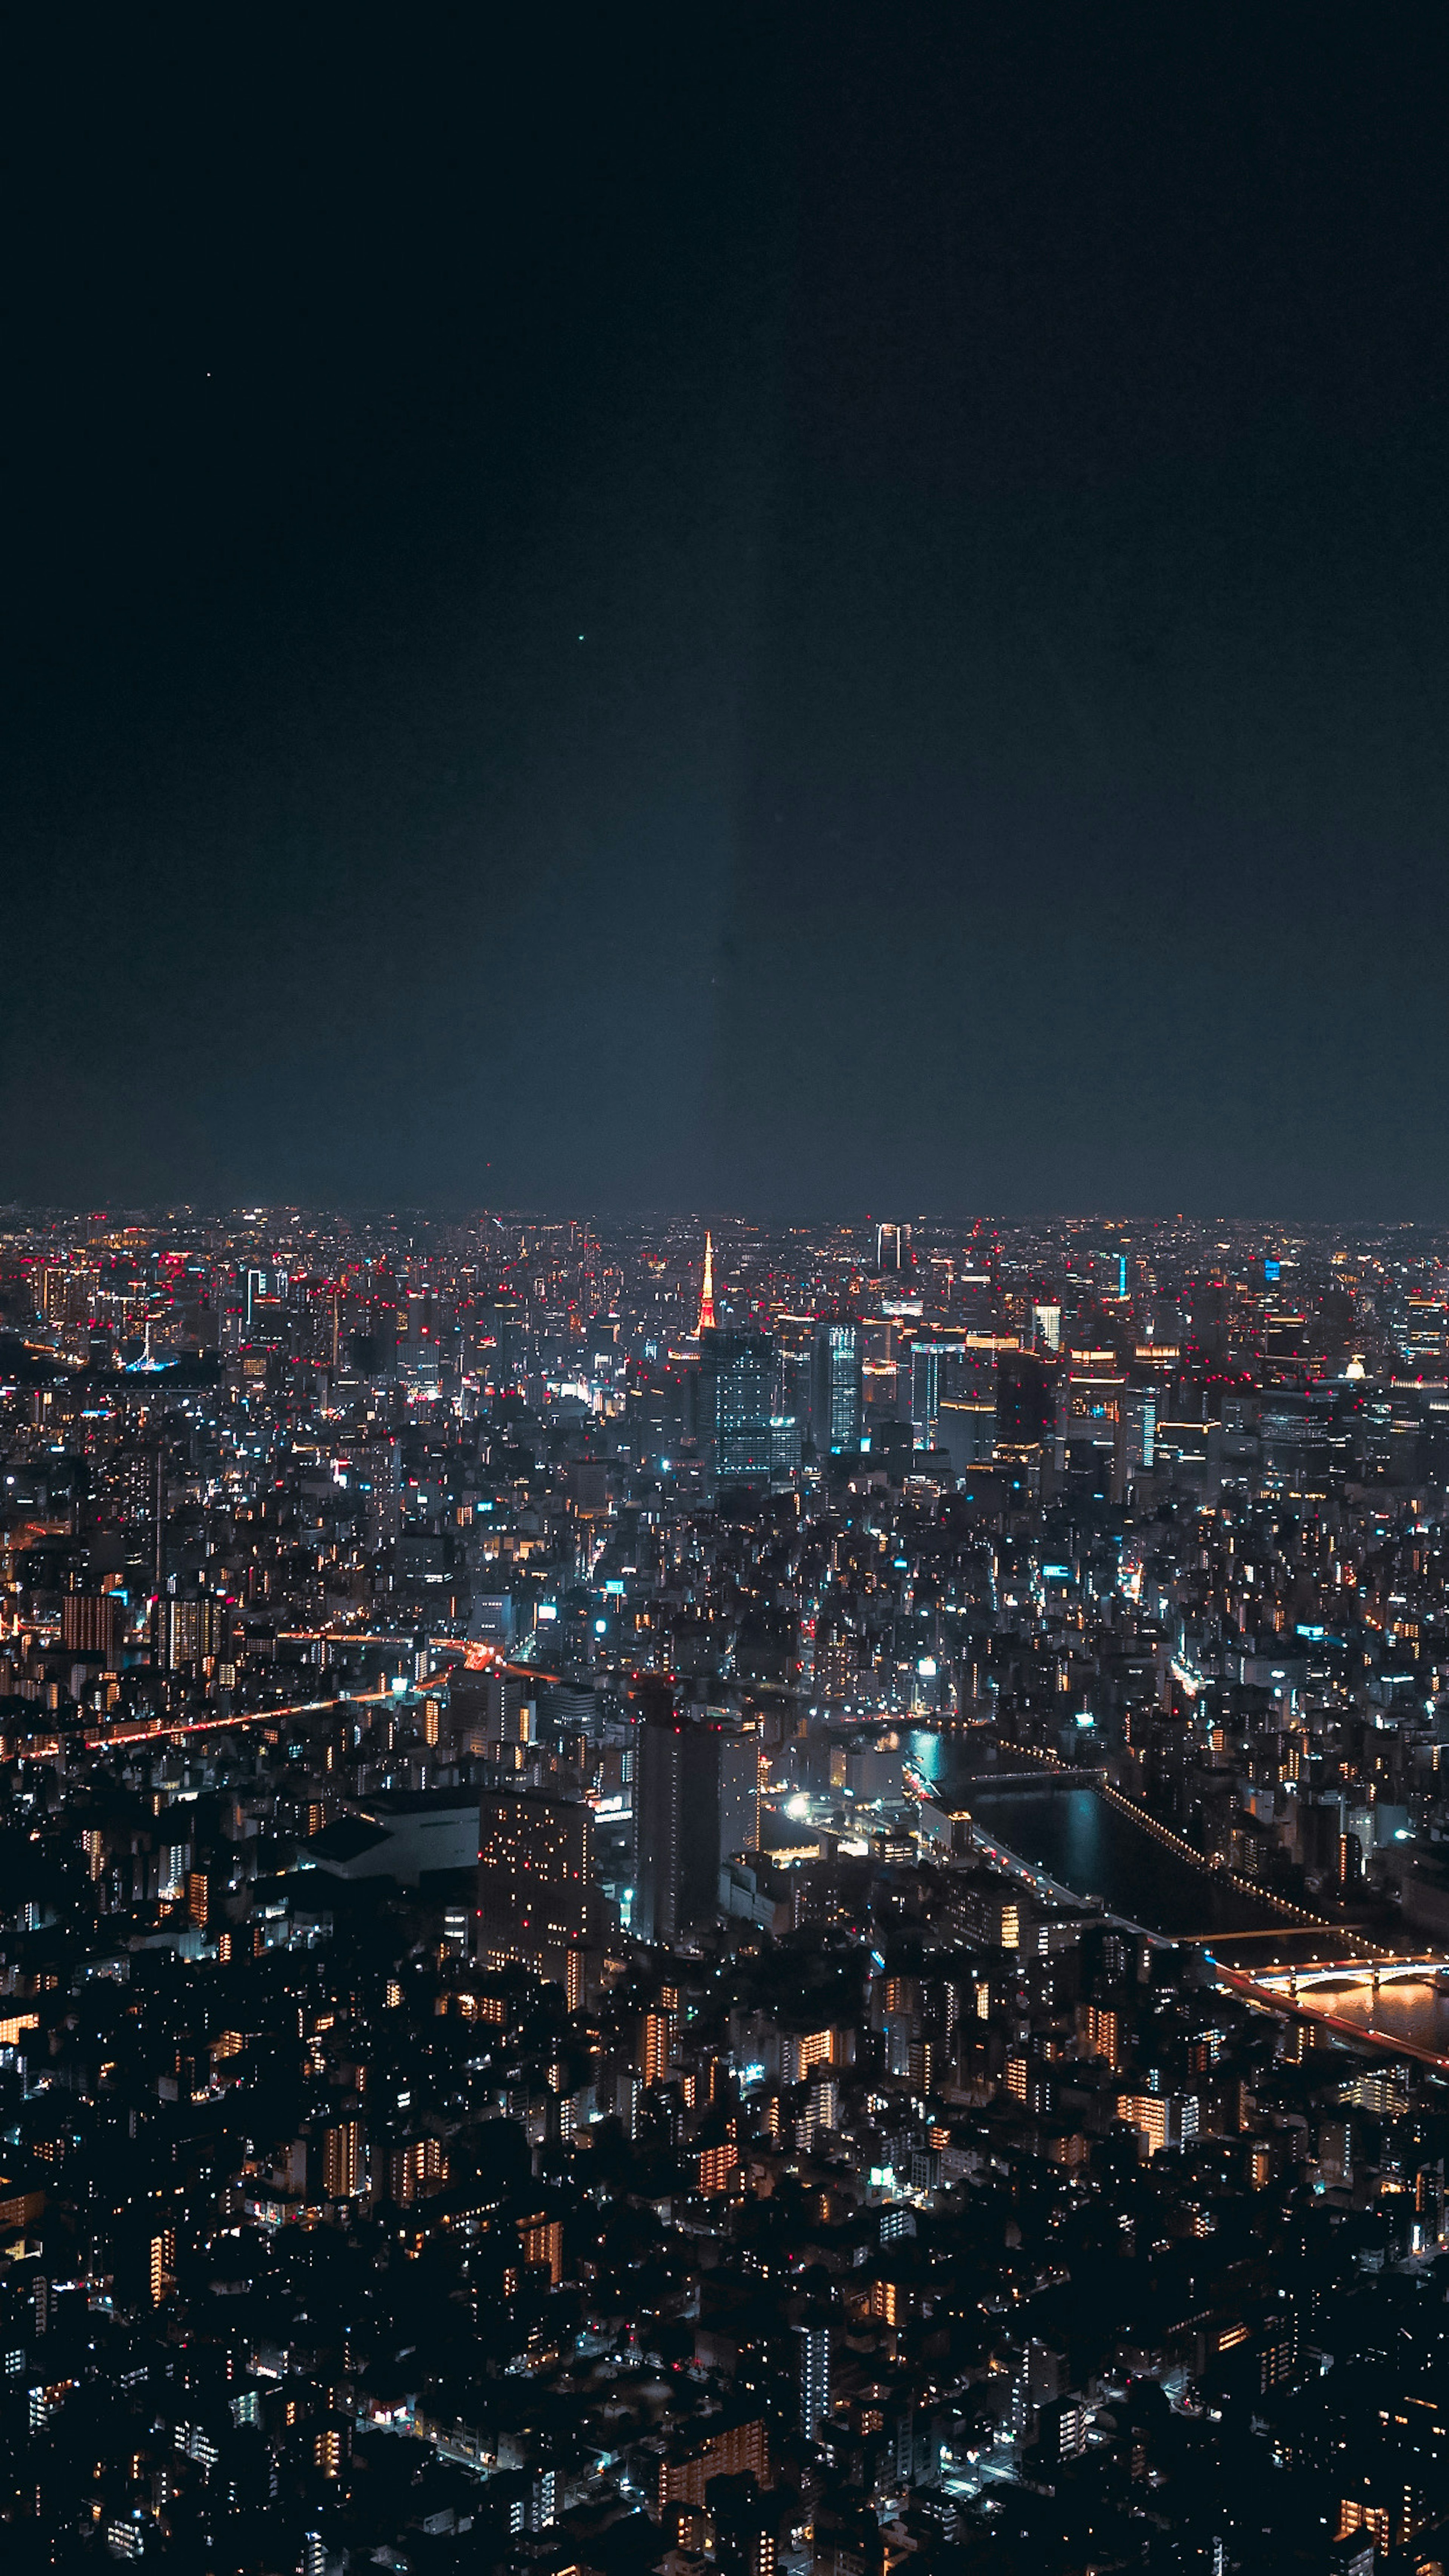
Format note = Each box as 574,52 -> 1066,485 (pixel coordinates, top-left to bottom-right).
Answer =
1204,1949 -> 1449,2070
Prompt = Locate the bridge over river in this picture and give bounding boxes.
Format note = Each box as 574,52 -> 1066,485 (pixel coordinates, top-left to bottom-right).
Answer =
906,1742 -> 1449,2065
1205,1954 -> 1449,2070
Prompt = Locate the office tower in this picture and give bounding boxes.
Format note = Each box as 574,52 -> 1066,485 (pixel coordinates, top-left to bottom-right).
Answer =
996,1350 -> 1054,1454
719,1730 -> 761,1861
909,1340 -> 938,1447
451,1664 -> 535,1750
811,1319 -> 863,1455
633,1685 -> 757,1944
120,1443 -> 165,1586
400,1293 -> 442,1397
956,1267 -> 995,1331
934,1344 -> 998,1472
1189,1275 -> 1230,1372
796,2321 -> 832,2438
1115,1386 -> 1157,1490
477,1786 -> 593,1983
937,1397 -> 997,1472
698,1327 -> 775,1487
1033,1302 -> 1062,1352
473,1292 -> 525,1391
909,1336 -> 966,1448
875,1222 -> 911,1273
770,1341 -> 808,1475
634,1707 -> 716,1945
769,1402 -> 802,1476
1263,1307 -> 1311,1387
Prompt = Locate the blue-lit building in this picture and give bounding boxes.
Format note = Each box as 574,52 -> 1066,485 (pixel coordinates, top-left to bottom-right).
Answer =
811,1317 -> 863,1454
698,1327 -> 775,1487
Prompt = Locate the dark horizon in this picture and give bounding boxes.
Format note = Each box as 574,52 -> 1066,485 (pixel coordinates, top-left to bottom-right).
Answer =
9,10 -> 1449,1215
2,1204 -> 1445,1241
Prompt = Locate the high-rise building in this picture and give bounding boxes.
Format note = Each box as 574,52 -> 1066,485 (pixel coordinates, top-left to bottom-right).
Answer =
517,2211 -> 564,2285
719,1729 -> 761,1862
657,2418 -> 771,2517
156,1592 -> 226,1672
771,1341 -> 809,1475
1115,1386 -> 1158,1488
937,1396 -> 997,1472
634,1709 -> 715,1946
61,1591 -> 122,1662
354,1438 -> 401,1549
632,1686 -> 759,1944
1032,1302 -> 1062,1353
996,1350 -> 1054,1455
120,1443 -> 165,1586
321,2119 -> 362,2200
388,2135 -> 446,2204
909,1336 -> 966,1448
640,2007 -> 674,2086
796,2321 -> 832,2438
811,1320 -> 862,1455
477,1786 -> 593,1984
698,1329 -> 775,1487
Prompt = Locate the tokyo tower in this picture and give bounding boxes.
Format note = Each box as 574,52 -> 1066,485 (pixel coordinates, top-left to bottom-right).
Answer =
697,1230 -> 717,1334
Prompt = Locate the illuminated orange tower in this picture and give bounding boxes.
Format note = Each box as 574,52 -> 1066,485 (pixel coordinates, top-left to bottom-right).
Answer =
697,1231 -> 717,1334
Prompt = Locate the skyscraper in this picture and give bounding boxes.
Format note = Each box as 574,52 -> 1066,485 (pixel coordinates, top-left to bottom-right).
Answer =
698,1328 -> 775,1488
477,1785 -> 594,1983
908,1335 -> 966,1448
996,1350 -> 1055,1455
811,1319 -> 863,1455
632,1685 -> 760,1944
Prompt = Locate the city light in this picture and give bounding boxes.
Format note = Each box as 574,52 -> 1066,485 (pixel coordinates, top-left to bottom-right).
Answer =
0,1208 -> 1445,2569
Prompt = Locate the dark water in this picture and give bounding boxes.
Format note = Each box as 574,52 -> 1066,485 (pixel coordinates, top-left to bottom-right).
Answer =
1308,1972 -> 1449,2059
903,1739 -> 1449,2053
906,1741 -> 1286,1940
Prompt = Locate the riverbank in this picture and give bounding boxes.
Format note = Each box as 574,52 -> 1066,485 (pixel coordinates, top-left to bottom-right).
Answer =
958,1781 -> 1295,1941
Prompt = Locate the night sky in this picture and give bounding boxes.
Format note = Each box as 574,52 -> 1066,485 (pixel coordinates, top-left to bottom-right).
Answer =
8,11 -> 1449,1217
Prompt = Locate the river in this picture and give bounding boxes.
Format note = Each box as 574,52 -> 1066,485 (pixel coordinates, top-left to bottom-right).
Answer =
904,1741 -> 1295,1940
901,1741 -> 1449,2057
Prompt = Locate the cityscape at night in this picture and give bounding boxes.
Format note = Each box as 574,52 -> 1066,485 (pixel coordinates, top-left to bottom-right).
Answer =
0,1210 -> 1448,2576
9,4 -> 1449,2571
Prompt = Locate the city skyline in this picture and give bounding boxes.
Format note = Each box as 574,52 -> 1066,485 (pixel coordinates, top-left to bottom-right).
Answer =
8,7 -> 1449,2566
1,1201 -> 1447,2567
